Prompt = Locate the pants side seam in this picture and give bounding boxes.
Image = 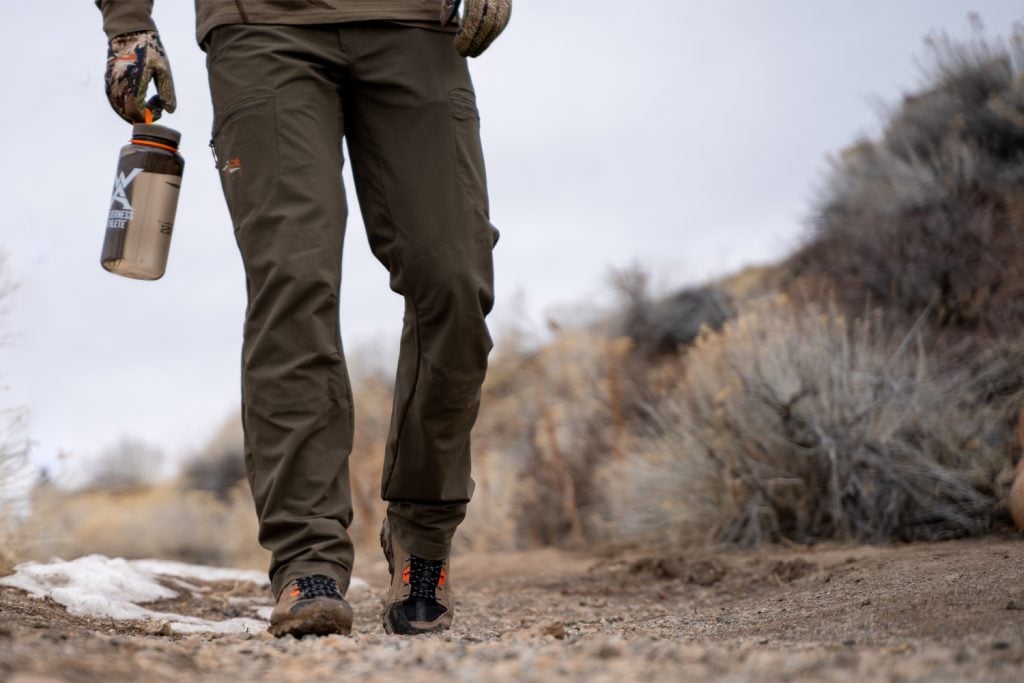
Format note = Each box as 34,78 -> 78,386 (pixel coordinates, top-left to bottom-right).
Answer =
382,302 -> 422,498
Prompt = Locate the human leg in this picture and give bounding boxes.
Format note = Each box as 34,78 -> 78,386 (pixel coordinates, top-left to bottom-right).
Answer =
206,24 -> 357,602
341,22 -> 498,562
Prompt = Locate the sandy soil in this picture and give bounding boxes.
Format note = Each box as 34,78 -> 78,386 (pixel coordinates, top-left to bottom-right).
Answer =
2,534 -> 1024,682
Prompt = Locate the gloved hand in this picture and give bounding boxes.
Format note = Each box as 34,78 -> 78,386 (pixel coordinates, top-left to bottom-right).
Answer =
105,30 -> 177,124
442,0 -> 512,58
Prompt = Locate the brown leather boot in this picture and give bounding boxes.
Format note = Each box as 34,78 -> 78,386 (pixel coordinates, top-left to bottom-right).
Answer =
380,518 -> 454,635
268,574 -> 353,638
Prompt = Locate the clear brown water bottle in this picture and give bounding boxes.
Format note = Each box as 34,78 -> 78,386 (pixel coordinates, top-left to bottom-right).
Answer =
101,123 -> 184,280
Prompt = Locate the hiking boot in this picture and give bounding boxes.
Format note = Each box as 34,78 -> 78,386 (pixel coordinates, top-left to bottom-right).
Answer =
380,518 -> 453,635
268,574 -> 353,638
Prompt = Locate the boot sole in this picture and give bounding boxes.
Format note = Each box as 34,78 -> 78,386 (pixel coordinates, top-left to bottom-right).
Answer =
382,603 -> 452,636
268,605 -> 353,638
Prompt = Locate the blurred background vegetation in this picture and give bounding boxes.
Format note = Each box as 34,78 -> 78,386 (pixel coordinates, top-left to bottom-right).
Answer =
3,21 -> 1024,574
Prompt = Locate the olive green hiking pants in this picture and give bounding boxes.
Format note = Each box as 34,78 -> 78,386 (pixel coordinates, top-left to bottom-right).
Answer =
206,22 -> 497,599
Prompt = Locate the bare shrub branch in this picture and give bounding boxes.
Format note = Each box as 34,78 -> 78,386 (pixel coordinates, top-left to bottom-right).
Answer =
600,298 -> 1017,547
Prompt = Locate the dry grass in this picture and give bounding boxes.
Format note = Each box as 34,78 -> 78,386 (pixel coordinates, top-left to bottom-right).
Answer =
18,479 -> 268,570
0,411 -> 30,574
462,331 -> 640,549
599,297 -> 1019,547
0,250 -> 28,574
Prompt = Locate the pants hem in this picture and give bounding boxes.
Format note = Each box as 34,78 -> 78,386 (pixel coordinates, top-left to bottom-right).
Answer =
386,507 -> 458,559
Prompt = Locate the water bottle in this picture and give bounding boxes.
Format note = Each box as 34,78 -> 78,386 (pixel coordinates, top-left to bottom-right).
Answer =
101,123 -> 184,280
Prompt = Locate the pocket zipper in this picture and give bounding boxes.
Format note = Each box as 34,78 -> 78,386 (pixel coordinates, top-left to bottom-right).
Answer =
212,97 -> 270,139
209,96 -> 272,169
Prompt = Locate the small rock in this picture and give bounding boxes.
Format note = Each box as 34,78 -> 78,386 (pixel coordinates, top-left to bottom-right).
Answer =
992,641 -> 1011,650
770,559 -> 816,583
629,556 -> 685,580
860,599 -> 872,607
145,620 -> 174,637
1006,600 -> 1023,611
541,622 -> 567,640
842,639 -> 856,646
689,560 -> 726,587
596,643 -> 622,659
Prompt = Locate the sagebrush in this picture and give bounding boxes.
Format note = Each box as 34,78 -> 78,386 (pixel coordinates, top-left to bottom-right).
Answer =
600,298 -> 1020,546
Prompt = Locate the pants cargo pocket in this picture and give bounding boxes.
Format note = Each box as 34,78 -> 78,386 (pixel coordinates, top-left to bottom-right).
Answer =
448,87 -> 490,217
210,88 -> 279,232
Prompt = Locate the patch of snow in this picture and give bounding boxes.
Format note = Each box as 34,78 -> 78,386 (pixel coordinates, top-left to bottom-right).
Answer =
2,555 -> 273,634
166,615 -> 267,635
131,559 -> 270,585
0,555 -> 178,618
1,554 -> 370,634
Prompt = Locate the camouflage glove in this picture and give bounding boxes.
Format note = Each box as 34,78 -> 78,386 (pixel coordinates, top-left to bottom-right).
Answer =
442,0 -> 512,58
105,30 -> 177,124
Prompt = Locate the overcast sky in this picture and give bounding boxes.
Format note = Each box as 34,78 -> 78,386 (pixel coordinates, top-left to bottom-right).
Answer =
1,1 -> 1021,480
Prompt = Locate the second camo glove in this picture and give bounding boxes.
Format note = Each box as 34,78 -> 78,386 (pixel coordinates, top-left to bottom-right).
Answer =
442,0 -> 512,58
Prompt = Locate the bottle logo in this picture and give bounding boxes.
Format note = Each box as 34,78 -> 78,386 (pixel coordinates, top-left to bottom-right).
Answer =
111,168 -> 143,212
107,168 -> 143,230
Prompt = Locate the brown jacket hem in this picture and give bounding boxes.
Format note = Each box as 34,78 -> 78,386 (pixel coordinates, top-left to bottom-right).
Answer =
97,1 -> 448,45
197,9 -> 445,46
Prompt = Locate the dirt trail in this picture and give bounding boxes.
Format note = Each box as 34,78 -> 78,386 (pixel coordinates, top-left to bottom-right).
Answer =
2,535 -> 1024,682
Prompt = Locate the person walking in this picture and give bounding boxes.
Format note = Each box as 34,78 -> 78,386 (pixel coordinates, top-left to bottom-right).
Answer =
95,0 -> 510,638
